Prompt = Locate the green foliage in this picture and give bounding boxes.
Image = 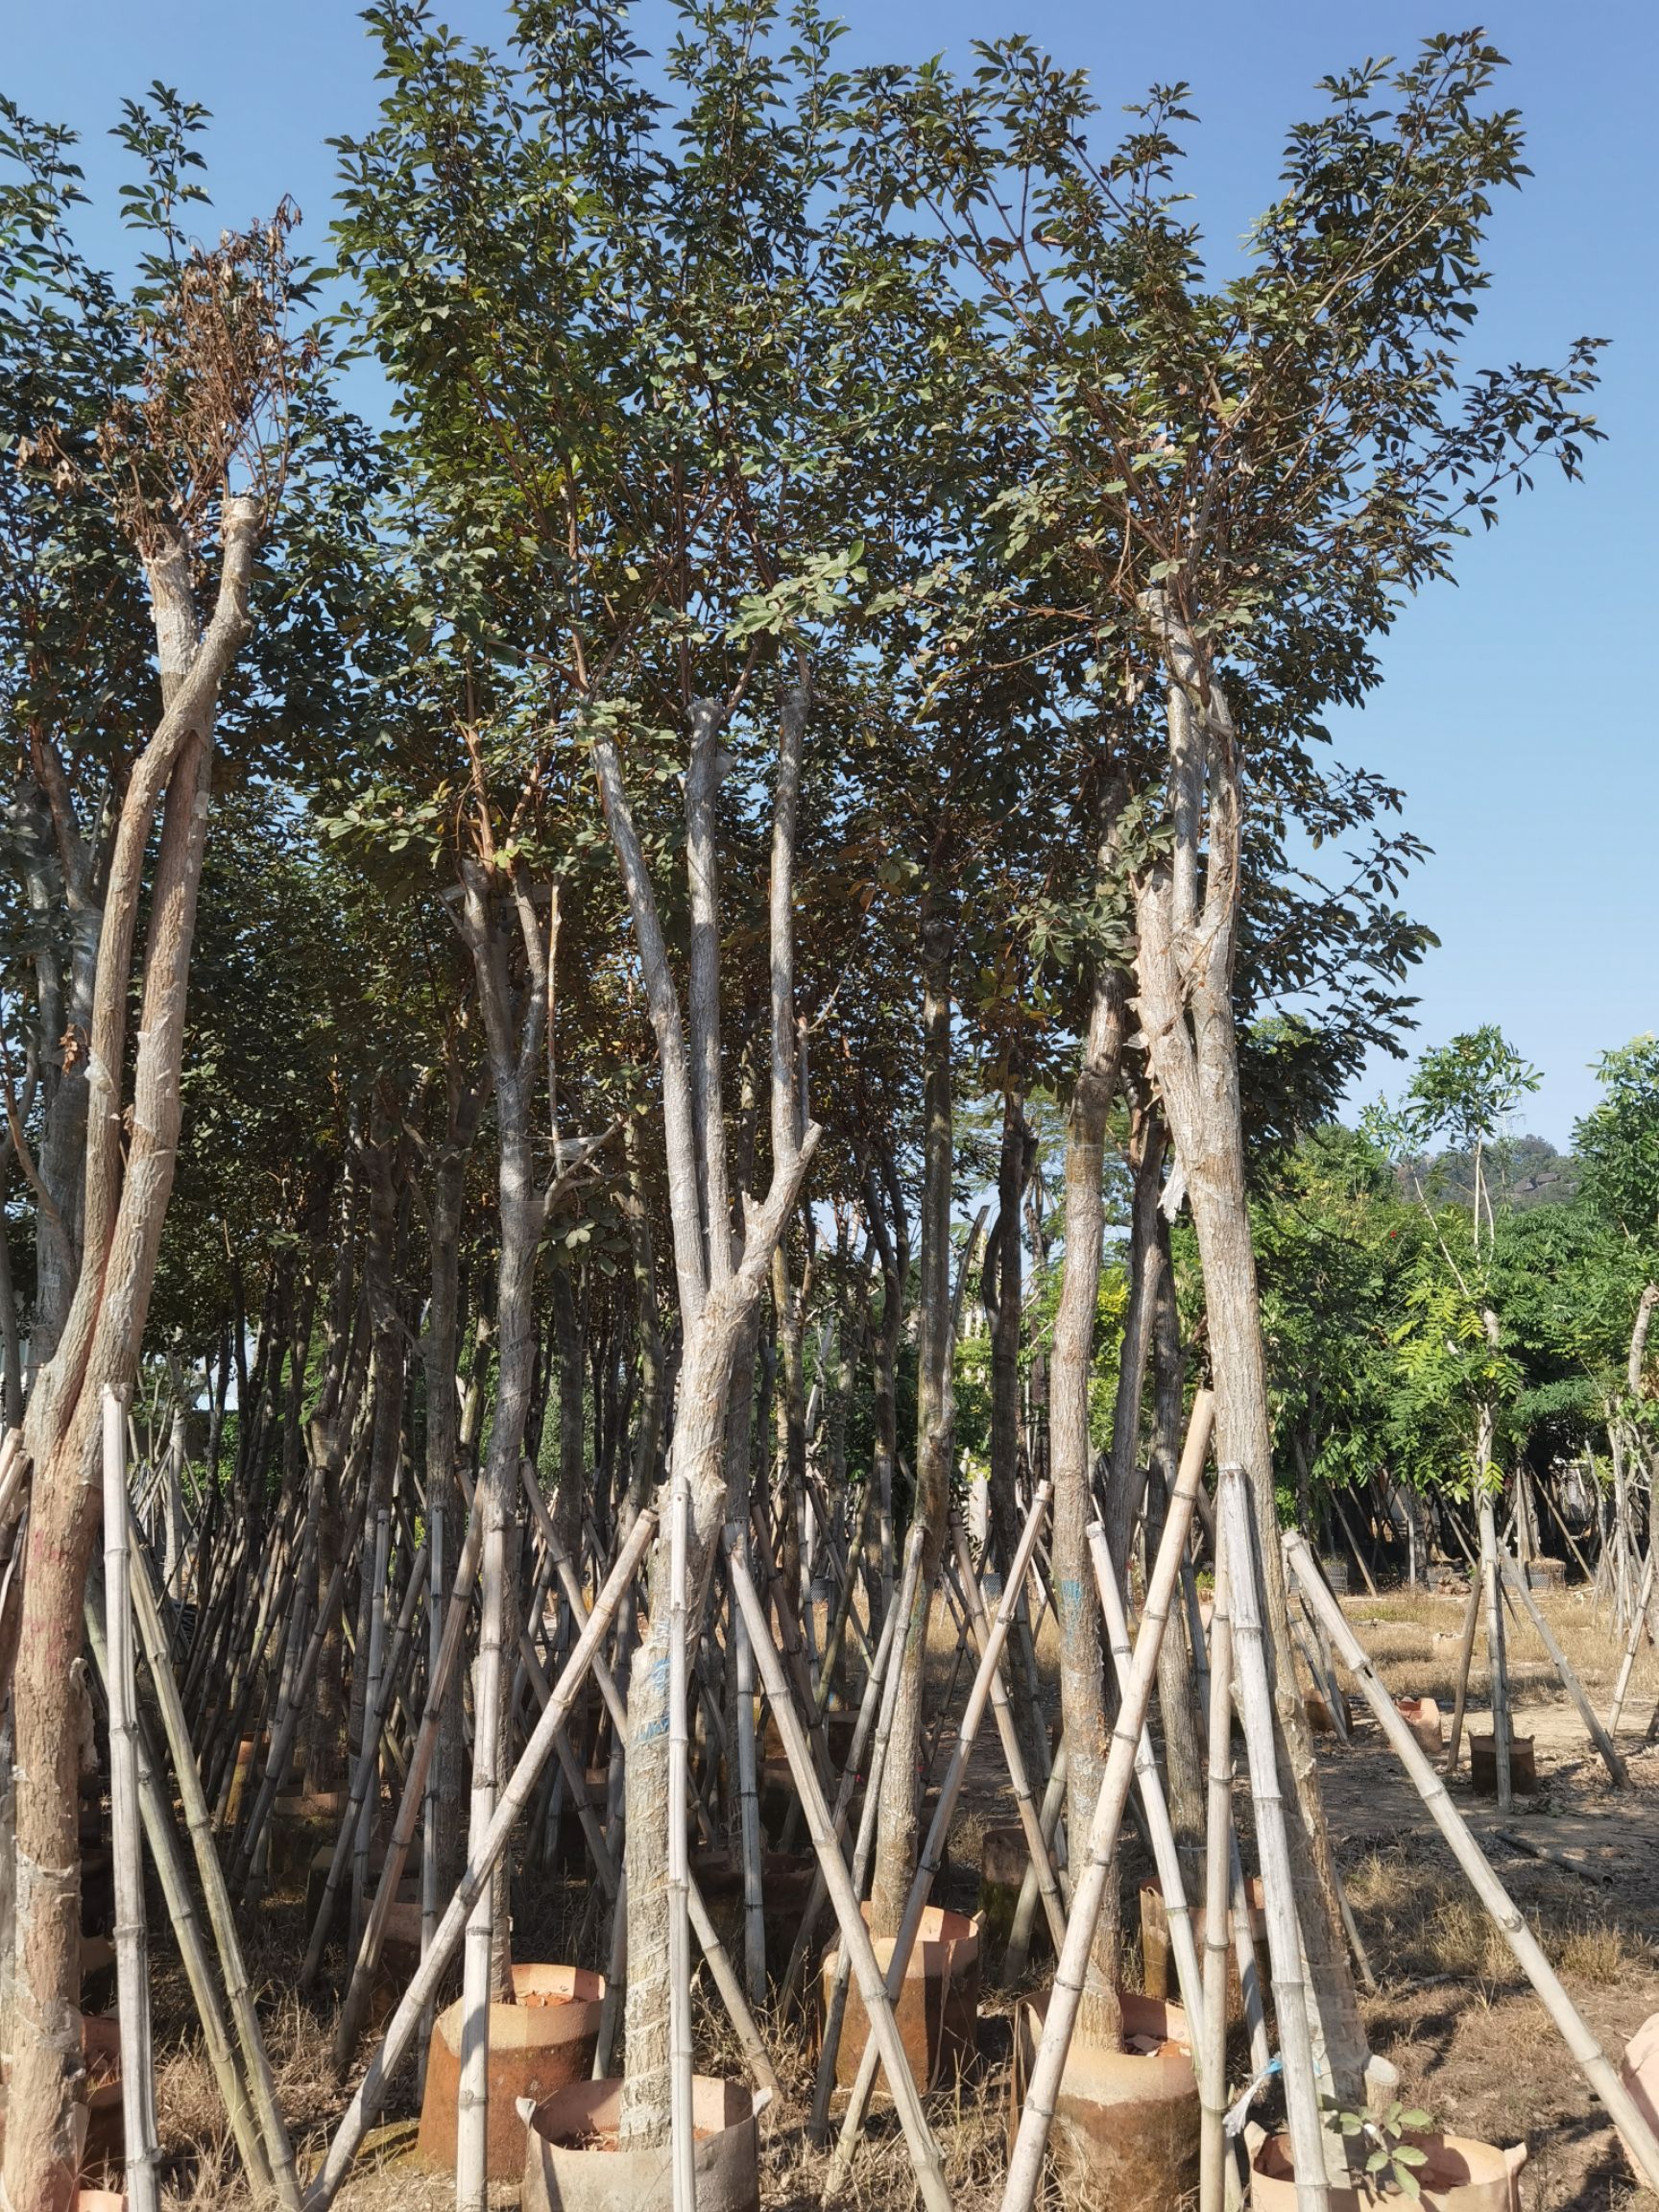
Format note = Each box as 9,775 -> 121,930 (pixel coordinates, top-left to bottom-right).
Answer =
1575,1036 -> 1659,1250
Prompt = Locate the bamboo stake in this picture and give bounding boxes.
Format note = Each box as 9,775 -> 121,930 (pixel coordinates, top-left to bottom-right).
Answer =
808,1523 -> 923,2141
1609,1544 -> 1655,1735
1004,1739 -> 1070,1980
1444,1573 -> 1482,1774
301,1536 -> 430,1984
418,1489 -> 444,2103
458,1468 -> 511,2212
998,1389 -> 1213,2212
1497,1548 -> 1627,1786
104,1389 -> 162,2212
827,1480 -> 1053,2188
950,1518 -> 1069,1963
86,1586 -> 276,2199
332,1495 -> 483,2068
1329,1488 -> 1379,1598
733,1579 -> 765,2002
780,1522 -> 919,2010
723,1522 -> 952,2212
1287,1527 -> 1659,2195
1199,1512 -> 1234,2212
1538,1476 -> 1597,1587
233,1483 -> 370,1896
128,1510 -> 303,2209
667,1459 -> 696,2212
1478,1489 -> 1513,1811
305,1505 -> 658,2211
348,1510 -> 388,1959
1089,1517 -> 1208,2054
1218,1468 -> 1329,2212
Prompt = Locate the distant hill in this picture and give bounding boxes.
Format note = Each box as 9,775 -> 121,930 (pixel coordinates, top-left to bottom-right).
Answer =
1399,1134 -> 1579,1215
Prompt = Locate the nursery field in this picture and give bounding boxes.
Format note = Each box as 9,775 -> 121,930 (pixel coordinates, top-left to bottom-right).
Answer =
119,1580 -> 1659,2212
4,5 -> 1652,2209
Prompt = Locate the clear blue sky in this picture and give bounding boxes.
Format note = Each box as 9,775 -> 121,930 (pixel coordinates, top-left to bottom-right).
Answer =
7,0 -> 1654,1145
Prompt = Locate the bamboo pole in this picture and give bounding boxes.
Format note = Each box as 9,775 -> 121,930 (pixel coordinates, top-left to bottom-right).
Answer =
524,1479 -> 778,2097
781,1522 -> 920,2010
86,1585 -> 276,2199
232,1483 -> 370,1896
128,1510 -> 303,2208
418,1489 -> 444,2102
458,1471 -> 510,2212
1478,1489 -> 1513,1811
733,1579 -> 765,2003
826,1481 -> 1053,2187
1609,1544 -> 1655,1736
350,1507 -> 392,1961
1442,1574 -> 1480,1784
1218,1468 -> 1329,2212
304,1505 -> 658,2211
1538,1476 -> 1597,1587
998,1389 -> 1213,2212
1004,1738 -> 1070,1980
1199,1512 -> 1234,2212
1286,1527 -> 1659,2195
1089,1516 -> 1208,2055
301,1538 -> 430,1984
950,1517 -> 1069,1961
1496,1548 -> 1627,1786
104,1389 -> 162,2212
723,1522 -> 952,2212
808,1522 -> 923,2141
667,1460 -> 696,2212
332,1495 -> 483,2068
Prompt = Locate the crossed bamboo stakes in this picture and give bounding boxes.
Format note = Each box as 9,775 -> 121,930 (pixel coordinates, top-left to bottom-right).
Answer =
78,1382 -> 1659,2212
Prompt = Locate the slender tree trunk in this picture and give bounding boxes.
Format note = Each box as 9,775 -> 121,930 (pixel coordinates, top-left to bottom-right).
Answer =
1049,959 -> 1126,2047
986,1093 -> 1048,1791
871,907 -> 954,1937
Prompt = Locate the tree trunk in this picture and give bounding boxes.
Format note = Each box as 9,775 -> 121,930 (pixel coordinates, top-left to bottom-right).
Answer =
6,502 -> 260,2212
985,1093 -> 1049,1791
1135,611 -> 1368,2155
871,908 -> 954,1937
1049,961 -> 1126,2048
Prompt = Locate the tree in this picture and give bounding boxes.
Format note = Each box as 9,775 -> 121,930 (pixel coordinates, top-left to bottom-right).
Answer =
845,28 -> 1601,2159
0,93 -> 302,2204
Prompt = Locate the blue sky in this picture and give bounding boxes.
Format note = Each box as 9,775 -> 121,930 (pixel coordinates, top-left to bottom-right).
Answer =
7,0 -> 1654,1145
